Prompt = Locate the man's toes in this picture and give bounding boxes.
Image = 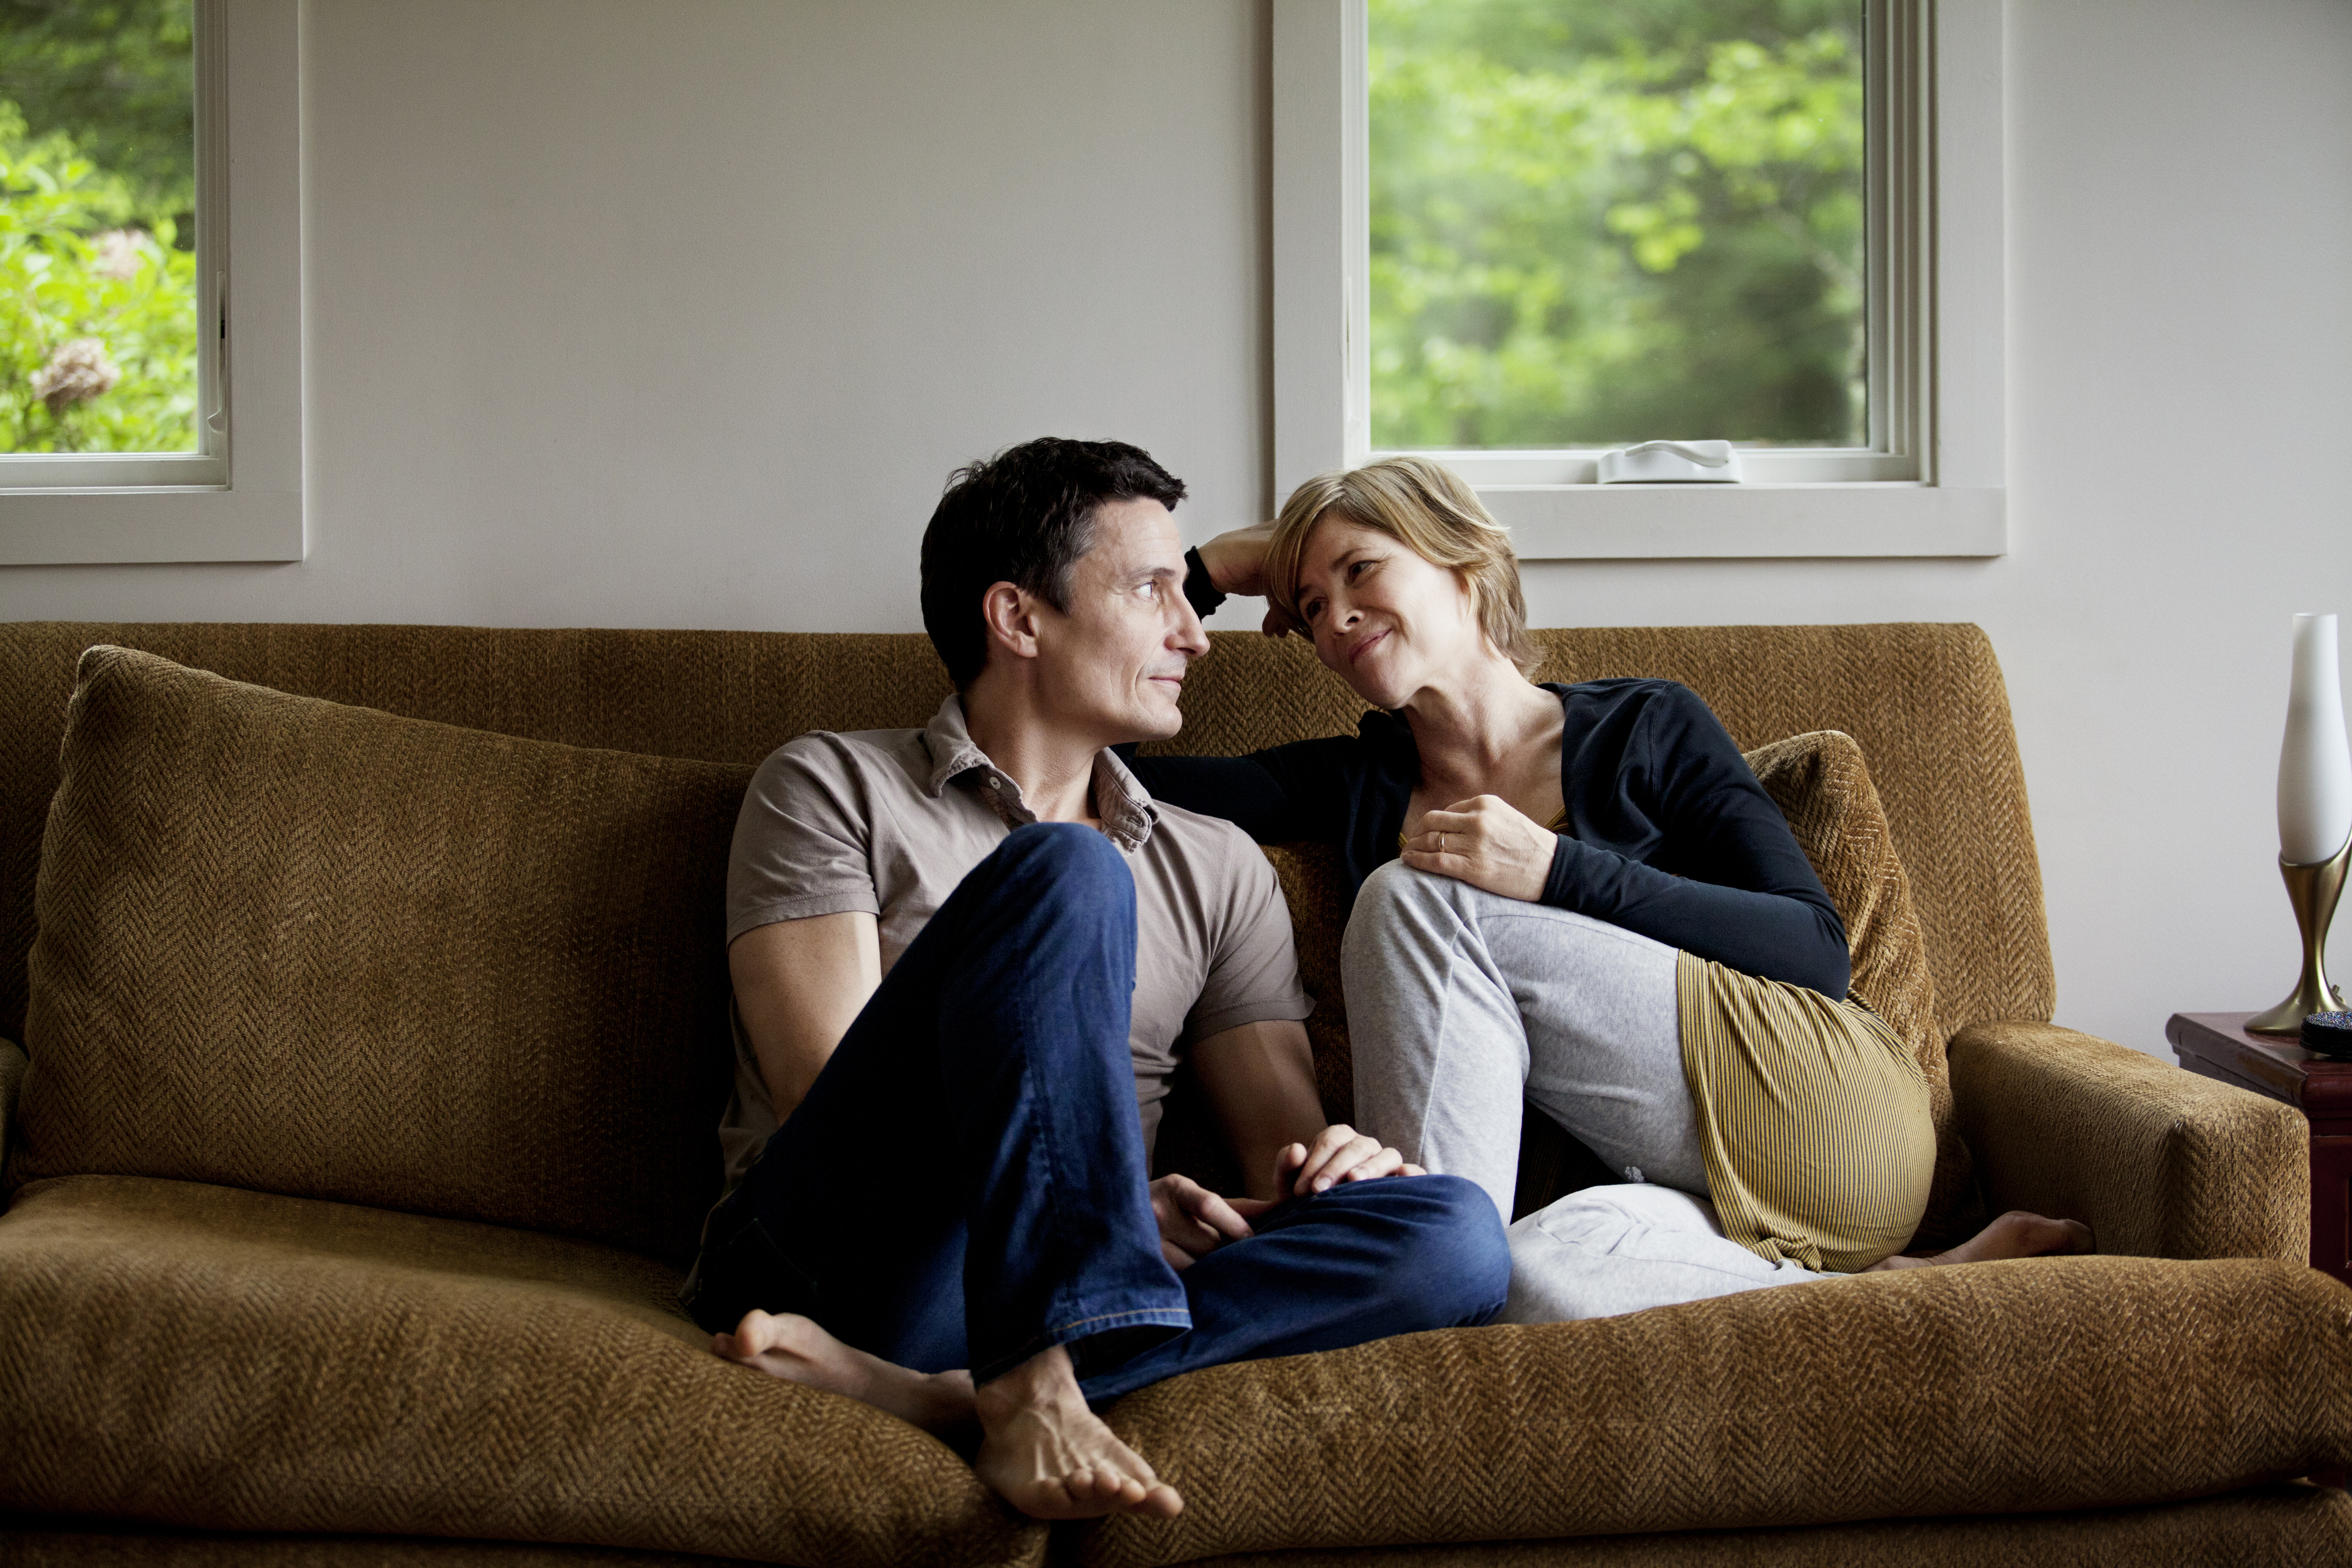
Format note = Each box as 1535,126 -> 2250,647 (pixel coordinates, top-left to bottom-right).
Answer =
1138,1481 -> 1184,1518
1077,1465 -> 1137,1503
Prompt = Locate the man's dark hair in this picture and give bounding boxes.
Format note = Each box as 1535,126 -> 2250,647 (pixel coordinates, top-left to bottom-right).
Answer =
919,437 -> 1188,689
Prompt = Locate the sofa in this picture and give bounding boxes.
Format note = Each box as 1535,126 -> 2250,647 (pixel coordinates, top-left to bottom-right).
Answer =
0,618 -> 2346,1568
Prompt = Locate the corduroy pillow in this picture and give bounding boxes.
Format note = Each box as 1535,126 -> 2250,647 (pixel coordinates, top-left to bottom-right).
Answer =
16,647 -> 751,1264
1745,728 -> 1979,1246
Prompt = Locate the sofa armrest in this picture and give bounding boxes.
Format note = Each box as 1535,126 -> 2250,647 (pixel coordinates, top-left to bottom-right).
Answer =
1949,1019 -> 2307,1262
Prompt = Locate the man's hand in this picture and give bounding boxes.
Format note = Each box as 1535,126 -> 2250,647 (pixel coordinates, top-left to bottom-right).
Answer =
1274,1123 -> 1424,1198
1150,1173 -> 1256,1270
1401,794 -> 1556,903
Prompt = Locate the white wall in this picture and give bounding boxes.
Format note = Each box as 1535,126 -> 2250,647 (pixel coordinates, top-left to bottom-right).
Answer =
3,0 -> 2347,1058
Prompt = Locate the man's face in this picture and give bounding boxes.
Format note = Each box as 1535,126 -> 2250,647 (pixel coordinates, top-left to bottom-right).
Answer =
1029,497 -> 1207,746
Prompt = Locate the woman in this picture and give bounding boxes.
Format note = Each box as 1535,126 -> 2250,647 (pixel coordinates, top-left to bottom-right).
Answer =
1131,456 -> 2089,1320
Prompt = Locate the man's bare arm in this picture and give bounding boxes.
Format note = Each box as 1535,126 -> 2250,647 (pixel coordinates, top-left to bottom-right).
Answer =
729,911 -> 882,1119
1186,1019 -> 1417,1202
1186,1019 -> 1323,1201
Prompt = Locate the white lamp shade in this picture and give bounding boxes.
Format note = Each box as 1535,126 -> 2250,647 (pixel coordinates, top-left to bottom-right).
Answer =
2279,612 -> 2352,864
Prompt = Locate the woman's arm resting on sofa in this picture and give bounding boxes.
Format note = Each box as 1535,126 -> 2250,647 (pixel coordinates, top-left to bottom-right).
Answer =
1949,1020 -> 2308,1263
729,913 -> 882,1119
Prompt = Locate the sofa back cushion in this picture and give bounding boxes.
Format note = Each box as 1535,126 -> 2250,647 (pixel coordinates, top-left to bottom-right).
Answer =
1150,623 -> 2053,1042
0,621 -> 2048,1050
15,647 -> 748,1263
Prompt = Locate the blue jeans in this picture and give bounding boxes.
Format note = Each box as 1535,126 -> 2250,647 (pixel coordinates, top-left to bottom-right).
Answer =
683,823 -> 1508,1404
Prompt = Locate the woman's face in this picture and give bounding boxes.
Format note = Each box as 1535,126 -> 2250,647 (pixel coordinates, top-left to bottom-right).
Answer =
1291,516 -> 1484,709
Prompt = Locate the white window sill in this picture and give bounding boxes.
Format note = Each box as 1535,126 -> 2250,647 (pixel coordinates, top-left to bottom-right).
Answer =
1481,482 -> 2004,561
0,0 -> 303,569
0,487 -> 302,564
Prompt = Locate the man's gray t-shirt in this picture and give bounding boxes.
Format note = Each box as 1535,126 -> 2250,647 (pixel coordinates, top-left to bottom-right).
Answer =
718,693 -> 1313,1194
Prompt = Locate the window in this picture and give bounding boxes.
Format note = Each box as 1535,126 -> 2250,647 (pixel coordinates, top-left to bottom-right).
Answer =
0,0 -> 302,565
1272,0 -> 2004,560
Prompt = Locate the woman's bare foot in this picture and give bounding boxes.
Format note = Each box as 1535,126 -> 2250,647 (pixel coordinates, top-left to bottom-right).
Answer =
714,1310 -> 976,1437
1869,1210 -> 2096,1271
972,1343 -> 1183,1521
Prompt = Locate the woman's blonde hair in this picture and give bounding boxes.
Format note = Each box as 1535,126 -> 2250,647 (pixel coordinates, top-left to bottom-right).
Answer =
1264,455 -> 1540,677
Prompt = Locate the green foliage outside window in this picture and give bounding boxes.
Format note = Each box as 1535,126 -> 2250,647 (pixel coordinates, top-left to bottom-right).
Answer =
0,0 -> 196,454
1371,0 -> 1867,451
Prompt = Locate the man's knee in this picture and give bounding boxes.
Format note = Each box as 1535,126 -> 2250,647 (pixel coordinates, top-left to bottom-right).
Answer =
978,820 -> 1131,905
1352,1172 -> 1512,1323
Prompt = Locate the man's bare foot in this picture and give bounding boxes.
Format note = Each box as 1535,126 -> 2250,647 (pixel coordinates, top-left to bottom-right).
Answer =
972,1343 -> 1183,1521
714,1310 -> 976,1437
1869,1210 -> 2096,1271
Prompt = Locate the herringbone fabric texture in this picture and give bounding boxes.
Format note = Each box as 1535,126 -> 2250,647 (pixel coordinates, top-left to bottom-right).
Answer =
1950,1019 -> 2311,1262
0,622 -> 2047,1050
0,1037 -> 22,1176
16,647 -> 749,1262
9,1483 -> 2349,1568
4,619 -> 2323,1565
0,1174 -> 1045,1568
1170,1483 -> 2352,1567
0,622 -> 954,1047
1143,624 -> 2053,1042
0,1534 -> 746,1567
1743,730 -> 1980,1248
1077,1256 -> 2352,1568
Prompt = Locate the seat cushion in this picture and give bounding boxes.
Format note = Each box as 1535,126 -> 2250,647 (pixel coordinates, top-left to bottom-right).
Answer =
0,1175 -> 1044,1568
1168,1482 -> 2352,1566
17,646 -> 751,1263
1075,1255 -> 2352,1567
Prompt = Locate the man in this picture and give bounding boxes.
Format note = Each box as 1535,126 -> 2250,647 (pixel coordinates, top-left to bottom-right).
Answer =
682,437 -> 1507,1522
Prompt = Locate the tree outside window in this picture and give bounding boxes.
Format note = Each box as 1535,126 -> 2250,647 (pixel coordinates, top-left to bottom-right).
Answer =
1370,0 -> 1866,451
0,0 -> 197,454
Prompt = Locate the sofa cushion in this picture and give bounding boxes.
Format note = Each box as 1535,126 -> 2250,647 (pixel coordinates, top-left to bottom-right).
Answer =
17,647 -> 750,1263
0,1174 -> 1044,1568
1743,730 -> 1978,1246
1078,1256 -> 2352,1567
9,1486 -> 2349,1568
1161,1483 -> 2352,1567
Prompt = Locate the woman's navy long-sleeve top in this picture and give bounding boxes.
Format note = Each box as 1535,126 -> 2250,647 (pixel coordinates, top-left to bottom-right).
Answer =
1123,555 -> 1850,998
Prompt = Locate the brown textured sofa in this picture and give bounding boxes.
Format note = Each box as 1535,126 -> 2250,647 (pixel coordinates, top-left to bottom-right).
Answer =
1,619 -> 2348,1568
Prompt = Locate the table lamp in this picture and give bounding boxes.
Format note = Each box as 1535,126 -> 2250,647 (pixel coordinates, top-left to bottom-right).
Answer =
2248,612 -> 2352,1037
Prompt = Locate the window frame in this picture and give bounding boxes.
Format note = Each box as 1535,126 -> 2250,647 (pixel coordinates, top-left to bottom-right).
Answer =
0,0 -> 303,565
1272,0 -> 2004,560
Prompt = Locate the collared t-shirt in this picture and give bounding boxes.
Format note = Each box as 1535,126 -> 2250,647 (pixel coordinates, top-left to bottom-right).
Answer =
717,693 -> 1314,1195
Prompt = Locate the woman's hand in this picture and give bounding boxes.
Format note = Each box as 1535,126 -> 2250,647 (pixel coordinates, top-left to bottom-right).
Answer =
1274,1123 -> 1423,1197
1403,795 -> 1556,902
1194,521 -> 1293,637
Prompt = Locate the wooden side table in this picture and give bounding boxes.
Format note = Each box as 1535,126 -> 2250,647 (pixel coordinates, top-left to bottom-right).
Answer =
2169,1011 -> 2352,1286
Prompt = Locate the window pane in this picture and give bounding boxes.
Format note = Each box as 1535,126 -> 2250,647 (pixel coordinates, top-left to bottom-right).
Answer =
0,0 -> 198,455
1369,0 -> 1866,451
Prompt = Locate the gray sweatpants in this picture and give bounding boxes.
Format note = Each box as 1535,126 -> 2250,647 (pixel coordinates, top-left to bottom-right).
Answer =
1341,861 -> 1826,1321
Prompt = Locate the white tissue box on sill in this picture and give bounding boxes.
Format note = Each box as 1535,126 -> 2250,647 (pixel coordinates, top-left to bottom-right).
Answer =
1597,440 -> 1743,483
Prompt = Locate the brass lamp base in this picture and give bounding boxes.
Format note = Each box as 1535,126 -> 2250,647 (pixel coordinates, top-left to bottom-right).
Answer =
2246,832 -> 2352,1037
